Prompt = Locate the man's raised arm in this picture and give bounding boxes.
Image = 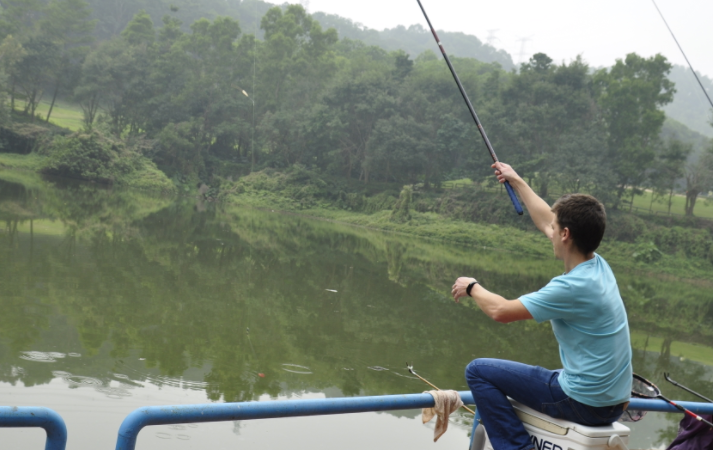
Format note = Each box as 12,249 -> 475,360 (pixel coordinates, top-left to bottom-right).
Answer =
492,162 -> 554,239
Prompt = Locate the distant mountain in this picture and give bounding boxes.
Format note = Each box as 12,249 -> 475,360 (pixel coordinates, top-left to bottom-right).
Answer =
85,1 -> 515,70
664,65 -> 713,138
311,12 -> 515,70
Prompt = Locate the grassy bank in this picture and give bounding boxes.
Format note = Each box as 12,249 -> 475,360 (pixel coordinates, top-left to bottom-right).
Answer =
0,153 -> 45,171
219,170 -> 713,282
14,99 -> 84,131
630,331 -> 713,367
630,190 -> 713,219
0,151 -> 175,192
1,116 -> 177,194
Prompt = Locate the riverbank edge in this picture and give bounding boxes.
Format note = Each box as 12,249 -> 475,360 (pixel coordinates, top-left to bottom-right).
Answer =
0,152 -> 177,194
224,190 -> 713,283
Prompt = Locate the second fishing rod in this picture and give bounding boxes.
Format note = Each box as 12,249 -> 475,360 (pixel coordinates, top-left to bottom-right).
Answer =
416,0 -> 523,216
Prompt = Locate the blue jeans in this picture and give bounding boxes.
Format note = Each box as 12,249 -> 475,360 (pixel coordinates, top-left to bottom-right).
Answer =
465,358 -> 626,450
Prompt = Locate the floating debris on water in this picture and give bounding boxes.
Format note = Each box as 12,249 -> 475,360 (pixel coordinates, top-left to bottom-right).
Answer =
20,351 -> 65,363
64,375 -> 104,387
281,364 -> 313,374
325,289 -> 337,293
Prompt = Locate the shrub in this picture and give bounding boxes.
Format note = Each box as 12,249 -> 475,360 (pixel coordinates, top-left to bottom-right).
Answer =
41,131 -> 130,183
606,213 -> 647,243
39,130 -> 174,192
391,185 -> 413,223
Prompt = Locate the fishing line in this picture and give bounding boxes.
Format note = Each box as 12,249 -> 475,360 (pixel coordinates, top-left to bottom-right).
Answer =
650,0 -> 713,110
250,0 -> 258,171
407,363 -> 475,414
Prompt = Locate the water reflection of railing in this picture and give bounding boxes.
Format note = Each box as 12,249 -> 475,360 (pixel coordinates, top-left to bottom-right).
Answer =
3,393 -> 713,450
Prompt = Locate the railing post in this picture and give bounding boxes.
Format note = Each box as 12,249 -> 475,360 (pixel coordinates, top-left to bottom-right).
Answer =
0,406 -> 67,450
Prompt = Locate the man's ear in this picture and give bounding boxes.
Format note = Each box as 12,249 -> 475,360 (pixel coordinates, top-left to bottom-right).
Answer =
561,227 -> 571,242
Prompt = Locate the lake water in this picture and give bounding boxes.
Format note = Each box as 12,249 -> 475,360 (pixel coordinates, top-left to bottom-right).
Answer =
1,171 -> 711,449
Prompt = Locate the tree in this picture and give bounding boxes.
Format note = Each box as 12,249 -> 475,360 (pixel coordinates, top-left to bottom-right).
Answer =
684,149 -> 713,216
647,139 -> 691,214
258,4 -> 338,111
12,35 -> 59,121
74,44 -> 113,128
366,115 -> 433,185
37,0 -> 96,123
0,34 -> 26,113
491,54 -> 607,198
120,9 -> 155,46
308,67 -> 396,181
0,0 -> 47,39
594,53 -> 675,207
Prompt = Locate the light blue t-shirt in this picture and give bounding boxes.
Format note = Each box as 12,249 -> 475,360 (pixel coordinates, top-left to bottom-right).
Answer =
520,254 -> 632,407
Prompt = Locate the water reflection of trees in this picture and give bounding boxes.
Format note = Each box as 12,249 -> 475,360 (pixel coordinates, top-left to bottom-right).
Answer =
0,175 -> 712,432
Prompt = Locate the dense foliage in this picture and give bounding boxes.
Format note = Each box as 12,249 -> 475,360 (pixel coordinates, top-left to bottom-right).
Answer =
40,130 -> 175,190
0,0 -> 712,214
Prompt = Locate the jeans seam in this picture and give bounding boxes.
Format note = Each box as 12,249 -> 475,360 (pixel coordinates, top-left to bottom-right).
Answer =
468,362 -> 554,388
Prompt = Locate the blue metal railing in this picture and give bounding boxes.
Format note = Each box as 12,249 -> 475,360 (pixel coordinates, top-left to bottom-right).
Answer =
4,394 -> 713,450
114,392 -> 713,450
629,397 -> 713,414
115,392 -> 444,450
0,406 -> 67,450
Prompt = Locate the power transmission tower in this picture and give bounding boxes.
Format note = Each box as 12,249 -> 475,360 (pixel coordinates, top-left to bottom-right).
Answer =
516,35 -> 534,65
486,29 -> 500,46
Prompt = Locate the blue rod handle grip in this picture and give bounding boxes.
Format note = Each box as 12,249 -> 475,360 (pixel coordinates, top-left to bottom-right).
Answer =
504,181 -> 523,215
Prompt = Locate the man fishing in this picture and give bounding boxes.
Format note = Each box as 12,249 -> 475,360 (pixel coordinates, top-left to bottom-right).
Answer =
451,161 -> 632,450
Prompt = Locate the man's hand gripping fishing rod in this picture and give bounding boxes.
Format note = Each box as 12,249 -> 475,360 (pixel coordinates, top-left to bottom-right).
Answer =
416,0 -> 523,215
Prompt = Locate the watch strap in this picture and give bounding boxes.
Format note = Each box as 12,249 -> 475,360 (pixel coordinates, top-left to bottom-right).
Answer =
466,280 -> 479,296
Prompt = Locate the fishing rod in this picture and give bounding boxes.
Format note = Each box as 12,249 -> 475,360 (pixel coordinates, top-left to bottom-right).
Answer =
633,374 -> 713,428
416,0 -> 523,216
665,373 -> 713,404
407,363 -> 475,414
650,0 -> 713,110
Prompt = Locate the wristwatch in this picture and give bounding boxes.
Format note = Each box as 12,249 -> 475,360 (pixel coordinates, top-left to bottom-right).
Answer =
466,280 -> 479,296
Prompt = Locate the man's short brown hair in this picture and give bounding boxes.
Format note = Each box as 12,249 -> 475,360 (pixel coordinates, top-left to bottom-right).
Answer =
551,194 -> 606,254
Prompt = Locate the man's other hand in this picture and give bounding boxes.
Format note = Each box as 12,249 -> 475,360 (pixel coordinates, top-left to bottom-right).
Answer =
451,277 -> 476,303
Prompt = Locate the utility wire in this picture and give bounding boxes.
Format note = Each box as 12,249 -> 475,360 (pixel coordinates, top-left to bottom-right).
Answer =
650,0 -> 713,110
251,0 -> 258,171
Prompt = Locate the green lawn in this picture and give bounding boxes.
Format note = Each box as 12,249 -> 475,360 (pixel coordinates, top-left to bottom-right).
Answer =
630,190 -> 713,219
14,98 -> 84,131
0,153 -> 45,170
443,177 -> 713,219
631,330 -> 713,367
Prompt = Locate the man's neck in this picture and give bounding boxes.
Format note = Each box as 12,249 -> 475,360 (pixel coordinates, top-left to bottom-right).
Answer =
563,250 -> 595,274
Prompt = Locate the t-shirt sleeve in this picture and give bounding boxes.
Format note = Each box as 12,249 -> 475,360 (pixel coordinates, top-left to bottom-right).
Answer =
519,277 -> 574,323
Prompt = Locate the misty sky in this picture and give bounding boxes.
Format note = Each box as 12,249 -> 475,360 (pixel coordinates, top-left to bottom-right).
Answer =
302,0 -> 712,79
